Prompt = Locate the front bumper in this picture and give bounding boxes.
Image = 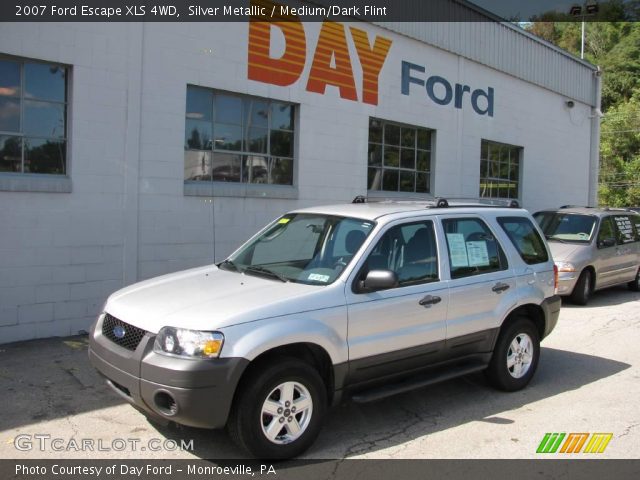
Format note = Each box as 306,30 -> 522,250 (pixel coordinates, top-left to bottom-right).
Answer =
557,272 -> 579,295
88,314 -> 248,429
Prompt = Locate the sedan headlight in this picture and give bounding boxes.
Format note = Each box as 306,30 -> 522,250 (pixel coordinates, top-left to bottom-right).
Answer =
154,327 -> 224,359
555,261 -> 576,272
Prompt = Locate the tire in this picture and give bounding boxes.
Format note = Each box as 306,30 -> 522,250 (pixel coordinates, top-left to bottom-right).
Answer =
226,358 -> 327,459
570,269 -> 592,305
485,317 -> 540,392
628,268 -> 640,292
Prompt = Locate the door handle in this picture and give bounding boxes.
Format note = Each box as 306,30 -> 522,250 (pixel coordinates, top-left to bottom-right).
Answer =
492,282 -> 510,293
419,295 -> 442,307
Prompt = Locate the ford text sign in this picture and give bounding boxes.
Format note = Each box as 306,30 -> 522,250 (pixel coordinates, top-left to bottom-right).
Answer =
401,61 -> 495,117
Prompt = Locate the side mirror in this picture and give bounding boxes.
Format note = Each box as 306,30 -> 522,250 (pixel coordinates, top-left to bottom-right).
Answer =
598,237 -> 616,248
362,269 -> 399,291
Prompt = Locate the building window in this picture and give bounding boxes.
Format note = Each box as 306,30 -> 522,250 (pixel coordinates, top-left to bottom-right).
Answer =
0,57 -> 68,175
184,86 -> 295,186
479,140 -> 521,199
367,118 -> 433,194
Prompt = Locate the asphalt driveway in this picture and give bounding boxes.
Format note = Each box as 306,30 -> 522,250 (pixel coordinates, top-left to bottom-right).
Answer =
1,286 -> 638,459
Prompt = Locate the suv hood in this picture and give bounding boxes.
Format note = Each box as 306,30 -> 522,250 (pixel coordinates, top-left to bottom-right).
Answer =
104,265 -> 341,333
546,241 -> 587,262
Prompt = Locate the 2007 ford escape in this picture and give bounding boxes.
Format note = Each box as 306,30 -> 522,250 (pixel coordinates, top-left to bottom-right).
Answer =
89,198 -> 560,459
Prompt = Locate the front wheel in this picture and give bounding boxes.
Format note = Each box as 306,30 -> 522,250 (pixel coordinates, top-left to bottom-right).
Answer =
486,317 -> 540,392
570,269 -> 592,305
227,358 -> 326,459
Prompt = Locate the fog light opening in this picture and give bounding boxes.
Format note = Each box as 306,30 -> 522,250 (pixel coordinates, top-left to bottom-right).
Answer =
154,391 -> 178,416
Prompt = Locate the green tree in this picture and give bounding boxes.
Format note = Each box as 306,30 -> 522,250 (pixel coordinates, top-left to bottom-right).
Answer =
599,95 -> 640,206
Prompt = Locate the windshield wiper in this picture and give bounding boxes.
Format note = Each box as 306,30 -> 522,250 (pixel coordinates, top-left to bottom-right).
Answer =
218,259 -> 240,271
545,235 -> 566,243
243,265 -> 289,283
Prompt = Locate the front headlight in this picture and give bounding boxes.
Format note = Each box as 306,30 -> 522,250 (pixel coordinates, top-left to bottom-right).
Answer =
154,327 -> 224,359
555,261 -> 576,272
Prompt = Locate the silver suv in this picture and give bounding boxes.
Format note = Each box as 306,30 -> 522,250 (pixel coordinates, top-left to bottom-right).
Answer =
534,207 -> 640,305
89,198 -> 560,459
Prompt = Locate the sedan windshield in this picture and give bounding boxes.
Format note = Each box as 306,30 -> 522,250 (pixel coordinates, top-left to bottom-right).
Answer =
219,214 -> 375,285
534,212 -> 596,243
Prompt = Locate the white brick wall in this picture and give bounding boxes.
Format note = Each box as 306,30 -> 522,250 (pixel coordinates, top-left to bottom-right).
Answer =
0,21 -> 595,343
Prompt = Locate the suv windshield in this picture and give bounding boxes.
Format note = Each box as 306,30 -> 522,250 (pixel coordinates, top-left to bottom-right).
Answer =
220,213 -> 375,285
533,212 -> 597,244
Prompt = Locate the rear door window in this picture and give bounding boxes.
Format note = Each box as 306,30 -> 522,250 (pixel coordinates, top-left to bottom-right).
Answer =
497,217 -> 549,265
442,217 -> 508,279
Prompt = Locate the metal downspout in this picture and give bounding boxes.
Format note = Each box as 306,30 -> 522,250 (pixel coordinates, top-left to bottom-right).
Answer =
588,67 -> 603,207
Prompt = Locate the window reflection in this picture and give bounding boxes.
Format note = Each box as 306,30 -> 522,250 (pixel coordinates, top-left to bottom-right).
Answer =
186,87 -> 212,121
270,103 -> 293,130
213,123 -> 242,151
184,86 -> 296,186
244,100 -> 268,128
184,150 -> 212,181
24,138 -> 66,174
215,95 -> 242,125
0,58 -> 68,175
211,153 -> 241,182
0,136 -> 21,172
24,101 -> 65,138
243,155 -> 269,183
0,60 -> 20,97
0,97 -> 20,132
270,157 -> 293,185
479,140 -> 520,200
185,119 -> 212,150
368,118 -> 433,194
25,63 -> 66,102
270,130 -> 292,157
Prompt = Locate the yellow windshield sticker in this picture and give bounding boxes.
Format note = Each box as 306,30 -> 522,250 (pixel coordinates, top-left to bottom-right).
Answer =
278,218 -> 291,224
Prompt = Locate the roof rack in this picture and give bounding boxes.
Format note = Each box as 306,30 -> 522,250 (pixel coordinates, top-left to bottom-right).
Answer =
351,196 -> 520,209
560,205 -> 592,209
603,207 -> 636,212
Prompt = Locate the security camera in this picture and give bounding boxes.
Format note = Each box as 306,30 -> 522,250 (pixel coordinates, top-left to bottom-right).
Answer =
565,100 -> 575,108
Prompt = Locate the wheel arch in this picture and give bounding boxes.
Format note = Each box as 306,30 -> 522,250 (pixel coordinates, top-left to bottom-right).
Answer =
500,303 -> 546,340
581,265 -> 596,290
234,342 -> 339,406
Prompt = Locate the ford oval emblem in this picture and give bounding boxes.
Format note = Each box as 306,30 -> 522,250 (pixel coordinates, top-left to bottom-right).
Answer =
113,325 -> 126,339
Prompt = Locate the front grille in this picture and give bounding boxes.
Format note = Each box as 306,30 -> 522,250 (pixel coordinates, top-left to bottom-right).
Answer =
101,313 -> 146,351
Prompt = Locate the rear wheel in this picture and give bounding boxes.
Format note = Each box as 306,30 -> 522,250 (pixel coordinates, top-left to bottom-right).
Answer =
628,268 -> 640,292
570,269 -> 592,305
227,358 -> 326,459
486,317 -> 540,392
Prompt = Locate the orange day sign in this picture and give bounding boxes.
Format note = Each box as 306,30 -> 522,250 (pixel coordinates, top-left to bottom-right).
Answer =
247,8 -> 392,105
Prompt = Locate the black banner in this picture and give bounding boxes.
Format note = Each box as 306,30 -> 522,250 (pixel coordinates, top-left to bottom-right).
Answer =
1,459 -> 640,480
0,0 -> 638,23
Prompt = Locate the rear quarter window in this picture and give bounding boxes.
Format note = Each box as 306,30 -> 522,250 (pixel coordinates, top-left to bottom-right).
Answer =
613,215 -> 637,244
498,217 -> 549,265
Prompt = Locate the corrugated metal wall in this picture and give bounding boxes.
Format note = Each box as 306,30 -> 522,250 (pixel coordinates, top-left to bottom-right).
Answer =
374,21 -> 597,106
307,1 -> 598,105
